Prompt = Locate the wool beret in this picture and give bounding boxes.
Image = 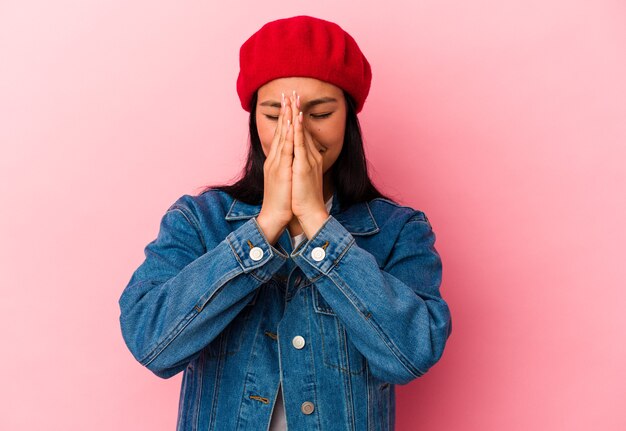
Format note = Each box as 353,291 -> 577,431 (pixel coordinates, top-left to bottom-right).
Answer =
236,15 -> 372,113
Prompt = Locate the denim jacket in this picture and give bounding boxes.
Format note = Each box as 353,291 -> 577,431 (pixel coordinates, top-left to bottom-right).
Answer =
118,188 -> 452,431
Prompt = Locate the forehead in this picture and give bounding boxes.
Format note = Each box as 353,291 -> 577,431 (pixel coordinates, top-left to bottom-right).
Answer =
257,77 -> 343,99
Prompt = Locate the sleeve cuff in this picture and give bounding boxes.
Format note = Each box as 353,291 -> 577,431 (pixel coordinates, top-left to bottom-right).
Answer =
226,217 -> 288,280
290,215 -> 354,278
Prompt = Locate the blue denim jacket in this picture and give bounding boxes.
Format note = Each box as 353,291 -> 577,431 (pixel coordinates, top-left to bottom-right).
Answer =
118,188 -> 452,430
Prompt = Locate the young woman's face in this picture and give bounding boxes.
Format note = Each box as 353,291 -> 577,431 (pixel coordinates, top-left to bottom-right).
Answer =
255,77 -> 346,175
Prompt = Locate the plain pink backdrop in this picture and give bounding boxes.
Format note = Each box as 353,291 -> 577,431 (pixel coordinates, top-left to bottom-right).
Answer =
1,1 -> 625,430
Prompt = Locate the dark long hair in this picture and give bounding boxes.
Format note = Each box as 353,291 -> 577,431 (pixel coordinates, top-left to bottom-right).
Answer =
199,90 -> 396,212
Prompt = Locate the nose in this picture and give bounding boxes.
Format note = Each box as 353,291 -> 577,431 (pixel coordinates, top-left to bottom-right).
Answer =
304,131 -> 325,153
299,120 -> 321,149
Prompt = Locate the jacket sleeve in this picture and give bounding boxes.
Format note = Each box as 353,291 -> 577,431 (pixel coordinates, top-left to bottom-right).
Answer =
291,211 -> 452,385
118,200 -> 288,379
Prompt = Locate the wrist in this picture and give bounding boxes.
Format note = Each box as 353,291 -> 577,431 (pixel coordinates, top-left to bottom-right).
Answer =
256,212 -> 286,245
298,211 -> 330,239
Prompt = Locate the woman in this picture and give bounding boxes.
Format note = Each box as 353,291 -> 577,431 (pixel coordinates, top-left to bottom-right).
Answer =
118,15 -> 452,431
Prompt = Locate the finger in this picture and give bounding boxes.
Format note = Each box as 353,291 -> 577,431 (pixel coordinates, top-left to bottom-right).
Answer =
303,126 -> 322,166
267,92 -> 286,162
279,95 -> 294,166
276,93 -> 290,159
291,90 -> 298,127
293,95 -> 307,167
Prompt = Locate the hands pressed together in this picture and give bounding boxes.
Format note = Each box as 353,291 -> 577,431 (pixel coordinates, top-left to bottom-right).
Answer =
256,91 -> 331,245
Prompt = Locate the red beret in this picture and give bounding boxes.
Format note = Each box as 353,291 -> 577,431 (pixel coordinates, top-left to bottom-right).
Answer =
236,15 -> 372,113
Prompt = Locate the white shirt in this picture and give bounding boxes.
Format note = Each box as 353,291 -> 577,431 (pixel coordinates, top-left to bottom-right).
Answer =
268,195 -> 333,430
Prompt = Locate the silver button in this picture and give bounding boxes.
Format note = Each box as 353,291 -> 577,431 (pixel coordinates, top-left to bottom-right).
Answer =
311,247 -> 325,261
292,335 -> 305,349
301,401 -> 315,415
249,246 -> 264,261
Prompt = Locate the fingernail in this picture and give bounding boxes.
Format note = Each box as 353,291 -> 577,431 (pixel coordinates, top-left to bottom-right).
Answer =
297,95 -> 300,108
287,119 -> 290,128
298,111 -> 303,123
282,92 -> 285,107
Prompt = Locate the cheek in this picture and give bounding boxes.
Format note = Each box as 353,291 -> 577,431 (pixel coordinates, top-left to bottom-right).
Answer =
312,119 -> 343,143
326,118 -> 346,149
257,120 -> 275,155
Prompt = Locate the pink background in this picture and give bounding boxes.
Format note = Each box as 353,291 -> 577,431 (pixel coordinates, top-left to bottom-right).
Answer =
1,1 -> 625,430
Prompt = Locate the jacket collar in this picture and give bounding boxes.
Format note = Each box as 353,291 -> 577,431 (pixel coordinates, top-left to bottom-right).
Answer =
224,189 -> 380,236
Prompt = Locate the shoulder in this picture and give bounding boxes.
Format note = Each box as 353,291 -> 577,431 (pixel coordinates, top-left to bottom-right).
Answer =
163,188 -> 235,229
168,188 -> 233,214
157,188 -> 238,250
364,198 -> 438,255
367,197 -> 431,227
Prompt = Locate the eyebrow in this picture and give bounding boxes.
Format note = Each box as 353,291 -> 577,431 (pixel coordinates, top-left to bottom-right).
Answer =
259,97 -> 338,109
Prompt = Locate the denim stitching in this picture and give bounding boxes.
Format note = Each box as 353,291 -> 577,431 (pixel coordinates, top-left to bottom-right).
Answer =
303,289 -> 323,430
328,271 -> 425,379
141,266 -> 240,366
168,205 -> 207,251
176,361 -> 190,429
208,347 -> 225,430
193,267 -> 241,312
340,326 -> 356,429
192,350 -> 204,430
235,304 -> 266,430
226,235 -> 272,282
141,309 -> 198,367
307,236 -> 355,280
315,298 -> 364,375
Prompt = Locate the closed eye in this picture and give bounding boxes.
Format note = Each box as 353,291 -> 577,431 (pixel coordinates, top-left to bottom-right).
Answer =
263,112 -> 333,121
310,112 -> 332,119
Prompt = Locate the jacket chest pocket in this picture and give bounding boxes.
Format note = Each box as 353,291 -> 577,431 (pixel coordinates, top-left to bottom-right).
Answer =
204,287 -> 260,358
312,287 -> 366,375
